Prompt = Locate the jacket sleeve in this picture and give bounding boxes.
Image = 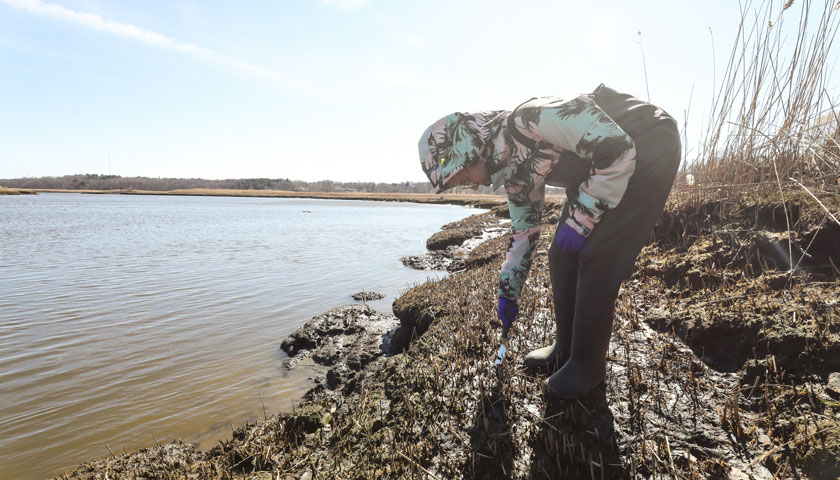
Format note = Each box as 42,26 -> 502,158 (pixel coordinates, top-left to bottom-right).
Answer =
498,177 -> 544,301
511,96 -> 637,237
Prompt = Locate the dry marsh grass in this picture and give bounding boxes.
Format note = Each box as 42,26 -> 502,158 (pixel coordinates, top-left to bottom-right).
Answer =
164,189 -> 505,207
28,188 -> 506,208
686,0 -> 840,194
0,186 -> 35,195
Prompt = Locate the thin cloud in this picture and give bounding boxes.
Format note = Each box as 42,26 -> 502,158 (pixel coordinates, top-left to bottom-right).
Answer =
320,0 -> 370,11
372,67 -> 424,88
1,0 -> 304,90
375,15 -> 423,47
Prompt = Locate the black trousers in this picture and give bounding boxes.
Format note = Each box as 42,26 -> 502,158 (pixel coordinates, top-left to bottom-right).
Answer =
547,86 -> 681,363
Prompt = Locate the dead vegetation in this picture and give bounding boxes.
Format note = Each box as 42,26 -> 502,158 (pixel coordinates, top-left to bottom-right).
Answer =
686,0 -> 840,190
402,212 -> 510,272
625,191 -> 840,479
0,186 -> 35,195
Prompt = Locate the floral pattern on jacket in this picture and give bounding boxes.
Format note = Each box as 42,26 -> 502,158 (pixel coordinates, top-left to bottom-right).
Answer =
497,95 -> 636,300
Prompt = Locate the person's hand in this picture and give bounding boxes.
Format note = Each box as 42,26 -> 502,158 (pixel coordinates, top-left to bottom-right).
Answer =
497,296 -> 519,328
555,224 -> 586,253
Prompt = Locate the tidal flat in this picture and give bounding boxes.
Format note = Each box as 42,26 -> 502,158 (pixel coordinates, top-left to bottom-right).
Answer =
56,190 -> 840,479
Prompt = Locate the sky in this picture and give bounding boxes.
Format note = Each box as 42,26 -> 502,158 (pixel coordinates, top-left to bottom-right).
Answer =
0,0 -> 837,182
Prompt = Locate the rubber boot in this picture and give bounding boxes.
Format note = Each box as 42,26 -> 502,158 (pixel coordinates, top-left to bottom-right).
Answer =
523,322 -> 569,373
542,310 -> 613,400
525,215 -> 578,373
525,249 -> 576,372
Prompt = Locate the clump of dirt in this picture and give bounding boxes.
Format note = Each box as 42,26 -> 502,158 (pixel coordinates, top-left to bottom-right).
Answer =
351,291 -> 385,302
637,194 -> 840,375
390,281 -> 450,352
464,234 -> 508,270
280,304 -> 398,390
489,203 -> 510,218
400,248 -> 464,271
631,191 -> 840,477
57,191 -> 840,480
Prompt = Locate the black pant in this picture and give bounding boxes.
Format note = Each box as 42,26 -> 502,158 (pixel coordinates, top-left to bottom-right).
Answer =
547,86 -> 681,362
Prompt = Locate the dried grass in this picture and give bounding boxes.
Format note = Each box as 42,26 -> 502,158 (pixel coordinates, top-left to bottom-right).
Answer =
685,0 -> 840,196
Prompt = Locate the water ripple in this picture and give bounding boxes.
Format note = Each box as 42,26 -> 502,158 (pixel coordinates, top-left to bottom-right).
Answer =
0,193 -> 479,479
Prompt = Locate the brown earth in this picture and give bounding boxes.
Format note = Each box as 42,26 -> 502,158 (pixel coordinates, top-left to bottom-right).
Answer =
279,304 -> 399,391
56,190 -> 840,480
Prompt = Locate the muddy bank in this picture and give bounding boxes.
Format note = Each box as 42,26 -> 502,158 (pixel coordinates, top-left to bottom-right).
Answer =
279,304 -> 399,391
400,207 -> 512,272
56,192 -> 839,479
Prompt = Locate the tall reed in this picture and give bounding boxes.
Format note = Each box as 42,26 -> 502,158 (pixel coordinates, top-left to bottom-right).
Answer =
688,0 -> 840,191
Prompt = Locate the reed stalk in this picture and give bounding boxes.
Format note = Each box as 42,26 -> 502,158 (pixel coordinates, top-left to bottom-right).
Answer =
687,0 -> 840,192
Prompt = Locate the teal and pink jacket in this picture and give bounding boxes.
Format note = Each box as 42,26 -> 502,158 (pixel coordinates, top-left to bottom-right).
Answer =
419,93 -> 637,301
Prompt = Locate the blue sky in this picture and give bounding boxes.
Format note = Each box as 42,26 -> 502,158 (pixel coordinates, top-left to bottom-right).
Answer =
0,0 -> 835,182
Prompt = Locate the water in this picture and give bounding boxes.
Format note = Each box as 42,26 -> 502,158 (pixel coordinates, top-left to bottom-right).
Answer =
0,193 -> 480,479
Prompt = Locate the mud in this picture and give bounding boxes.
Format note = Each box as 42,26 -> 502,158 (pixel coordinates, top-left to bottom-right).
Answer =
56,191 -> 840,480
400,248 -> 464,272
280,304 -> 398,390
401,211 -> 508,272
629,193 -> 840,478
351,291 -> 385,302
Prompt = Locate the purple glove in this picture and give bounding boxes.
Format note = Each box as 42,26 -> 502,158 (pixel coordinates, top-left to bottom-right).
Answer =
556,224 -> 586,253
497,296 -> 519,328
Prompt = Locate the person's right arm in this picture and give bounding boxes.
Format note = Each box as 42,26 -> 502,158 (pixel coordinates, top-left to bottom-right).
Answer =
509,95 -> 637,237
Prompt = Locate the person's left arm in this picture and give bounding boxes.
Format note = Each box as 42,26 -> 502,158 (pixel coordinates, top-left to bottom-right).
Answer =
498,175 -> 545,301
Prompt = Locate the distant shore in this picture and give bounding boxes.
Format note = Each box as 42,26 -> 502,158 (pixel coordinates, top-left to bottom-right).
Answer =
24,188 -> 508,208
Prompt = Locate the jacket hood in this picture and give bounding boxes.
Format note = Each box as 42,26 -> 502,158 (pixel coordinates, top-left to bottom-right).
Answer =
418,110 -> 507,193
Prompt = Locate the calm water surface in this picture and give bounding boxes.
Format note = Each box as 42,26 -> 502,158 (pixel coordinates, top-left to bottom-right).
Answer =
0,193 -> 480,479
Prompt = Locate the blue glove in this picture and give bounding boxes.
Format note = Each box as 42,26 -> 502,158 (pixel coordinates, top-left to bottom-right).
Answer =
497,296 -> 519,328
555,224 -> 586,253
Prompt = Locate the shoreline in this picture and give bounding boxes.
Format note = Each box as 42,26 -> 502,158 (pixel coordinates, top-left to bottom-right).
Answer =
52,209 -> 508,480
24,188 -> 508,208
55,192 -> 840,479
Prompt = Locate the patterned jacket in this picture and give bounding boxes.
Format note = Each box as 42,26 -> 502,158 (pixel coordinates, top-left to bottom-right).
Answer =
419,92 -> 636,301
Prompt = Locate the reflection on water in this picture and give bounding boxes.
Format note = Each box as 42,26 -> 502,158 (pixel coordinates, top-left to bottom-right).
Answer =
0,193 -> 479,480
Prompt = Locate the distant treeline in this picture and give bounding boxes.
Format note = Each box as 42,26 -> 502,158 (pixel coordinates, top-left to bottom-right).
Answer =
0,173 -> 504,195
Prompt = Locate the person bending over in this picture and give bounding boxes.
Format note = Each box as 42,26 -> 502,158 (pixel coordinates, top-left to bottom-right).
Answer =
418,84 -> 680,400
